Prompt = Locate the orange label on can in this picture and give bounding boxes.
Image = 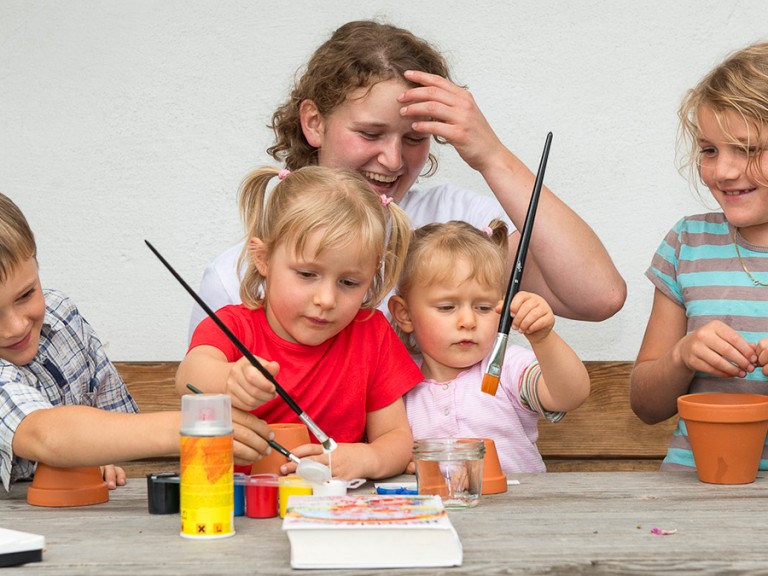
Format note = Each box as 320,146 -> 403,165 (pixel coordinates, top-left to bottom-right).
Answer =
180,435 -> 234,539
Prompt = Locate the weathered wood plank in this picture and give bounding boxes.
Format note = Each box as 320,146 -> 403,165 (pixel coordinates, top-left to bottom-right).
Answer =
537,361 -> 676,459
117,361 -> 180,412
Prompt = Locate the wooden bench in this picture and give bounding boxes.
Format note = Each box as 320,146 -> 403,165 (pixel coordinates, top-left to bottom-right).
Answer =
115,360 -> 677,477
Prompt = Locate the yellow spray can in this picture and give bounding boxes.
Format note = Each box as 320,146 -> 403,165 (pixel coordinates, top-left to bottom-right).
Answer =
180,394 -> 234,539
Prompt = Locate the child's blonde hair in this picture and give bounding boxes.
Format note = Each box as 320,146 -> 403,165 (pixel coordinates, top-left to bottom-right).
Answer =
394,219 -> 508,354
679,41 -> 768,186
0,193 -> 36,283
268,19 -> 451,174
237,166 -> 411,311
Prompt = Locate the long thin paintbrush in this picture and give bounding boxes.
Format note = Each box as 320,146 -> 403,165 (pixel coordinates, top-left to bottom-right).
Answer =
481,132 -> 553,396
147,240 -> 337,452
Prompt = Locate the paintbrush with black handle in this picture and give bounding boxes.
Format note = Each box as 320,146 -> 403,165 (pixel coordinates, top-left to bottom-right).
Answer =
481,132 -> 553,396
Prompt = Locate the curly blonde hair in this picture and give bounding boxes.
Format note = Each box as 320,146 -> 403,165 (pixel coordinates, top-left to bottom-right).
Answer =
678,41 -> 768,187
268,20 -> 451,175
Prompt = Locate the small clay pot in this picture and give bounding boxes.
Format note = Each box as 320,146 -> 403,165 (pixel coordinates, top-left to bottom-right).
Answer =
27,464 -> 109,507
481,438 -> 508,494
250,423 -> 310,475
678,393 -> 768,485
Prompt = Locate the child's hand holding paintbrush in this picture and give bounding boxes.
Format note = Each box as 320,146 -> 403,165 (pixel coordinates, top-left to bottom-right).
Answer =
496,291 -> 591,413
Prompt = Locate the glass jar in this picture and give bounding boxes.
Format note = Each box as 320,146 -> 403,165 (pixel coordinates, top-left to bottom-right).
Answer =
413,438 -> 485,508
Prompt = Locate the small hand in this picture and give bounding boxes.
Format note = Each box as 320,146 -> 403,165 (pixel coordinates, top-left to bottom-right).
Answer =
279,442 -> 325,476
232,409 -> 274,466
506,291 -> 554,343
226,355 -> 278,411
675,320 -> 756,378
755,337 -> 768,375
280,443 -> 371,480
100,465 -> 126,490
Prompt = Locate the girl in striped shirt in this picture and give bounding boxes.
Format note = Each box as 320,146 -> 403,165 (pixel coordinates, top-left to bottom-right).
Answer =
631,42 -> 768,470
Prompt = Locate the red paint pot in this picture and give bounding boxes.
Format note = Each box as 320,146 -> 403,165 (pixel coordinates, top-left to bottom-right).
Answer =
245,474 -> 279,518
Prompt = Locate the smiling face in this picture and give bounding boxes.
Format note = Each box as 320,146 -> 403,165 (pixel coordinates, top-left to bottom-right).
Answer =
253,230 -> 377,346
398,258 -> 501,383
301,79 -> 431,203
0,256 -> 45,366
697,106 -> 768,243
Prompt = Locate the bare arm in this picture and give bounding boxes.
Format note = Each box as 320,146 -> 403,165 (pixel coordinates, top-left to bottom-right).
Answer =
630,289 -> 757,424
13,406 -> 274,468
511,292 -> 590,412
13,407 -> 180,466
400,70 -> 626,321
175,345 -> 277,410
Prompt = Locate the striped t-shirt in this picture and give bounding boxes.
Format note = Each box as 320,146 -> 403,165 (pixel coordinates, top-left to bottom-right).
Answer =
647,212 -> 768,470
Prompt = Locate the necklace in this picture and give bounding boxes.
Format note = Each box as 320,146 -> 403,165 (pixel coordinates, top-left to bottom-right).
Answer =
733,227 -> 768,287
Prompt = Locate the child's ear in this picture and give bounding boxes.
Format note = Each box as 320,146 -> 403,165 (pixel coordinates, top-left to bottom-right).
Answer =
388,295 -> 414,333
299,99 -> 325,148
249,238 -> 268,276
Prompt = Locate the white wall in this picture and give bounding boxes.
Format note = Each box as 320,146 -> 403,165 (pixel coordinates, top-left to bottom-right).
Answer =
1,1 -> 765,362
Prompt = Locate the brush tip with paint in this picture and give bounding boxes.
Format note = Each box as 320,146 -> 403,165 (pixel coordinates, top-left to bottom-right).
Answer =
481,373 -> 500,396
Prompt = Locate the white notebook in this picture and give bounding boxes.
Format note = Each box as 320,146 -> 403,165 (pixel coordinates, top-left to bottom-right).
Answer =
0,528 -> 45,568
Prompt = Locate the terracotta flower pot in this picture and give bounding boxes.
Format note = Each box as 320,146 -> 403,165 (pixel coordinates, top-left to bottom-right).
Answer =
678,393 -> 768,484
27,464 -> 109,507
250,423 -> 310,475
480,438 -> 507,494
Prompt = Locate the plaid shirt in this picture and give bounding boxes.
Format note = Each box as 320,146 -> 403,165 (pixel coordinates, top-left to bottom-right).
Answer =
0,289 -> 138,491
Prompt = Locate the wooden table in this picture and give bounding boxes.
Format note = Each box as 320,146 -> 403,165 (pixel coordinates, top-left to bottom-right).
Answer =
2,471 -> 767,575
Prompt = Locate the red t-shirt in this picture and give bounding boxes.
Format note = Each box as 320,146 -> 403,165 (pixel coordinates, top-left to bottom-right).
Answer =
190,306 -> 422,443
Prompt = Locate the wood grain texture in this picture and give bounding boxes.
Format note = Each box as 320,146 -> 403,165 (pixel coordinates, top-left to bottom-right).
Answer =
114,360 -> 678,476
538,361 -> 677,460
5,472 -> 768,575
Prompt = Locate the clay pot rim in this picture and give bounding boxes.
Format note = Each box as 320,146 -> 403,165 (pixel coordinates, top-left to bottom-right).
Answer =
27,464 -> 109,507
678,393 -> 768,423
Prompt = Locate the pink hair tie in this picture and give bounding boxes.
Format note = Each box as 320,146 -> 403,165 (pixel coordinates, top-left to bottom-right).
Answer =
483,226 -> 493,237
380,194 -> 393,207
278,168 -> 291,180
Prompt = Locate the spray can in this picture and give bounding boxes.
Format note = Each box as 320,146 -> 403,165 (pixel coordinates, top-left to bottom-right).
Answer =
180,394 -> 235,539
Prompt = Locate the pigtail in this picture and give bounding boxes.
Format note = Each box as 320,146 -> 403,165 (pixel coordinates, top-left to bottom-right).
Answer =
375,203 -> 412,307
237,166 -> 281,307
487,218 -> 509,263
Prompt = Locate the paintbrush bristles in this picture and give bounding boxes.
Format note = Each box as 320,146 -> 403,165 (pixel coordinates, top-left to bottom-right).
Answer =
481,374 -> 500,396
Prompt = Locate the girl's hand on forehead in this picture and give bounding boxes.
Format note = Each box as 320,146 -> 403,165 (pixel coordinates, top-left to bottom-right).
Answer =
399,69 -> 504,172
226,355 -> 279,411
